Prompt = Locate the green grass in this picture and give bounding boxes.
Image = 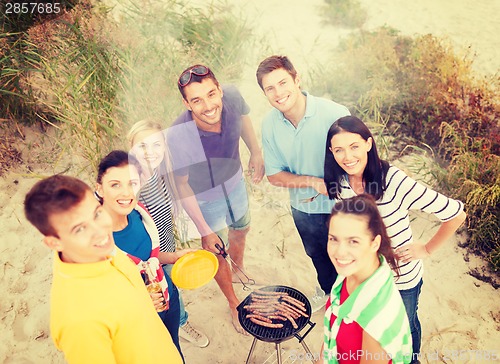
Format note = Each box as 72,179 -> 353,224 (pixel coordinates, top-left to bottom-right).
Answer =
0,33 -> 42,126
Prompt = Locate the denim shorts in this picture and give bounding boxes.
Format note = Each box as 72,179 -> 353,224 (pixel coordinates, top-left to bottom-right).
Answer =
197,178 -> 250,248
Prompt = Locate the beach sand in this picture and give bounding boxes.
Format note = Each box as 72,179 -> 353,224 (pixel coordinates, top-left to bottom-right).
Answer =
1,0 -> 499,363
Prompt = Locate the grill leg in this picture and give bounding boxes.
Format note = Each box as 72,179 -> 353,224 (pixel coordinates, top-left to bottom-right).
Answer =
276,342 -> 282,364
245,337 -> 258,364
300,340 -> 315,363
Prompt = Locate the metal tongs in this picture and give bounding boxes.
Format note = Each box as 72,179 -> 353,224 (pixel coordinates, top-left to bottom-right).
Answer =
215,239 -> 255,291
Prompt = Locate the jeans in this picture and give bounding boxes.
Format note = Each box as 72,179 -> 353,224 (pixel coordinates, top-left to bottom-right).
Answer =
163,264 -> 188,326
158,273 -> 184,362
399,278 -> 423,362
291,207 -> 337,294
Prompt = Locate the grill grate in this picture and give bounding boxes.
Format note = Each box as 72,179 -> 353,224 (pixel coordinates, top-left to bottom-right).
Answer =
237,285 -> 312,343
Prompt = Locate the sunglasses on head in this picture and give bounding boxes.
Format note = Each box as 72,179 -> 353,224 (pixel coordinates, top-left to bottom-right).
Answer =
178,65 -> 210,87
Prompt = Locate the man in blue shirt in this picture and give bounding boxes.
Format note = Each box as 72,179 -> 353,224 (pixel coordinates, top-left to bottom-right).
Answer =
167,64 -> 264,333
256,55 -> 350,295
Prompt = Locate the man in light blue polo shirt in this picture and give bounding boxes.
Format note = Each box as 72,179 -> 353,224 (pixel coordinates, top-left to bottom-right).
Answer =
256,55 -> 350,296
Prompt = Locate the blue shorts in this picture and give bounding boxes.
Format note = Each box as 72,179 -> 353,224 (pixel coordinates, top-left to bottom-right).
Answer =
197,178 -> 250,248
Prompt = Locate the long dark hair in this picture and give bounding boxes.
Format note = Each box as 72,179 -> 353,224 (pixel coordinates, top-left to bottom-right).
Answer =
329,194 -> 399,274
324,116 -> 390,200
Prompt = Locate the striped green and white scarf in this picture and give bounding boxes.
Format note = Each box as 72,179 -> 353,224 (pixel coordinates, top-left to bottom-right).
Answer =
323,256 -> 412,364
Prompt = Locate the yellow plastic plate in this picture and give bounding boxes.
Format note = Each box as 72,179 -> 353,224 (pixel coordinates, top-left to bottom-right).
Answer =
171,250 -> 219,290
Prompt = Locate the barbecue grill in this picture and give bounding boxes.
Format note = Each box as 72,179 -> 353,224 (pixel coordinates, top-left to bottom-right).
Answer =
237,285 -> 316,364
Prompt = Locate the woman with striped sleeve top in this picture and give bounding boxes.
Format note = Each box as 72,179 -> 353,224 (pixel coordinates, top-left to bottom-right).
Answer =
323,116 -> 466,363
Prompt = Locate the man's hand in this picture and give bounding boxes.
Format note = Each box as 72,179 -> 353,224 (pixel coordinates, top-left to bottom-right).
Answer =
247,152 -> 265,184
149,291 -> 166,311
310,177 -> 328,196
201,232 -> 223,254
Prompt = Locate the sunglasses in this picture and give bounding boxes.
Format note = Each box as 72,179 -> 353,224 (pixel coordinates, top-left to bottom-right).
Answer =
178,65 -> 210,87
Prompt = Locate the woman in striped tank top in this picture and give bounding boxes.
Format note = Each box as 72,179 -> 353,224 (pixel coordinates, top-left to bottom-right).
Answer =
323,116 -> 466,363
128,119 -> 209,348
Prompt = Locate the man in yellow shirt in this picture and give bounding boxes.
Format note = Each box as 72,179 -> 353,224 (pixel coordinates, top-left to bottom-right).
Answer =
24,174 -> 183,364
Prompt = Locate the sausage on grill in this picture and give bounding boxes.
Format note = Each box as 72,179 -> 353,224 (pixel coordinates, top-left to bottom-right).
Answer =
249,317 -> 284,328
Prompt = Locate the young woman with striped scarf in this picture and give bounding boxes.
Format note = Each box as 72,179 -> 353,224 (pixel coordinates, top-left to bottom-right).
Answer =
322,194 -> 412,364
323,116 -> 467,363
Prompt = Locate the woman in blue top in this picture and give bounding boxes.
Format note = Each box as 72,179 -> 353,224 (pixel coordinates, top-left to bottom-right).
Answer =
96,150 -> 183,360
323,116 -> 466,362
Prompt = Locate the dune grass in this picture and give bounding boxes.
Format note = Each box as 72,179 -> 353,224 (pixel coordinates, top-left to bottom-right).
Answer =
1,0 -> 252,174
109,0 -> 252,127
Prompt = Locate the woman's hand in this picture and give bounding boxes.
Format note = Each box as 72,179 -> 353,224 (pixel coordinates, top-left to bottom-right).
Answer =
173,248 -> 198,262
395,242 -> 430,263
158,249 -> 197,265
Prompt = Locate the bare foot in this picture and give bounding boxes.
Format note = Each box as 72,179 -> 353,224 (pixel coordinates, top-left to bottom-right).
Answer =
230,307 -> 248,335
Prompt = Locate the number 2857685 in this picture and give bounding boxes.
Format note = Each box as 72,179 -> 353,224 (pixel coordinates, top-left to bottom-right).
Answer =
5,2 -> 61,15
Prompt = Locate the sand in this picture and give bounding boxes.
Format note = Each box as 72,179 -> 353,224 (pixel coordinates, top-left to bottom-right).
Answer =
1,0 -> 499,363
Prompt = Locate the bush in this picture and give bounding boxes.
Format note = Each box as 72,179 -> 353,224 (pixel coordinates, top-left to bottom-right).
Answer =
321,0 -> 367,28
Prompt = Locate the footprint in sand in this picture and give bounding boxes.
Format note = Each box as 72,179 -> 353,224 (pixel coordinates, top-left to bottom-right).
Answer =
12,300 -> 29,341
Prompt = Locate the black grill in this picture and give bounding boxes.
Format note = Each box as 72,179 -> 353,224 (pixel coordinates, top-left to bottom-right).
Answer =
237,285 -> 314,343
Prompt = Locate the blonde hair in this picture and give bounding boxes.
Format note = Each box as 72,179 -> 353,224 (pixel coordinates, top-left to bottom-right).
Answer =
127,118 -> 181,217
127,118 -> 165,148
